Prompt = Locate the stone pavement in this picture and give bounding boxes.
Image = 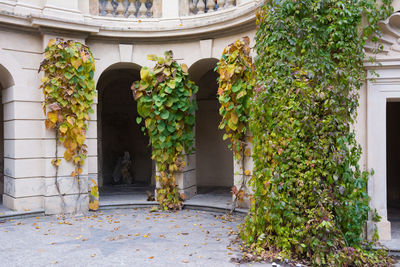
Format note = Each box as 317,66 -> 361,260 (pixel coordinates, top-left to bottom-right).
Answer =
0,207 -> 272,267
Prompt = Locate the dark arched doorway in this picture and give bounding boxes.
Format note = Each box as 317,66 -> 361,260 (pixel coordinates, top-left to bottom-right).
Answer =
386,101 -> 400,240
97,63 -> 154,203
190,59 -> 233,201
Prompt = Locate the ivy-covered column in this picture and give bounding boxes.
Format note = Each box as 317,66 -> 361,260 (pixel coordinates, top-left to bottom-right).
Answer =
155,149 -> 197,201
40,35 -> 97,214
132,51 -> 198,210
216,37 -> 255,210
233,134 -> 253,208
240,1 -> 394,266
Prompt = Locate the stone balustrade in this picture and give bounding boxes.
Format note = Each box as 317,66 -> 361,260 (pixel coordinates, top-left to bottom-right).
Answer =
189,0 -> 236,15
95,0 -> 237,19
98,0 -> 154,18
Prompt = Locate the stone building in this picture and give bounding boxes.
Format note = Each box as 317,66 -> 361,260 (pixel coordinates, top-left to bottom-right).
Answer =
0,0 -> 399,243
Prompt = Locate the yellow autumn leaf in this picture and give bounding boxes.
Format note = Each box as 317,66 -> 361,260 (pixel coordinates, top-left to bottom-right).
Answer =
244,170 -> 251,176
89,201 -> 99,211
59,124 -> 68,134
71,57 -> 82,69
76,134 -> 85,146
47,38 -> 56,47
73,156 -> 80,164
140,67 -> 150,81
91,178 -> 97,186
47,112 -> 58,123
244,148 -> 251,157
231,113 -> 239,124
181,63 -> 188,74
64,150 -> 73,161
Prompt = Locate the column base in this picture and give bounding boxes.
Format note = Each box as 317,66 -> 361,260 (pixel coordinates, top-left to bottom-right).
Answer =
44,194 -> 88,215
3,194 -> 43,211
367,219 -> 391,241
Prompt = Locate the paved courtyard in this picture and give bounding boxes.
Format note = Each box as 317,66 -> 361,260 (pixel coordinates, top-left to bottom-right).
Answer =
0,207 -> 271,266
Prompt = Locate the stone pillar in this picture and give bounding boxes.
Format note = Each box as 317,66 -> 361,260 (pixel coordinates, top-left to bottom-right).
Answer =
40,31 -> 92,214
162,0 -> 179,17
161,0 -> 181,26
2,84 -> 45,211
13,0 -> 44,16
176,152 -> 196,199
365,68 -> 394,241
233,134 -> 253,208
78,0 -> 91,15
153,0 -> 162,18
156,149 -> 197,200
155,151 -> 197,201
179,0 -> 189,16
43,0 -> 84,21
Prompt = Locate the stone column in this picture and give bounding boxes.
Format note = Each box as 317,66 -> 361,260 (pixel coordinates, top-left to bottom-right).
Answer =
155,151 -> 197,201
179,0 -> 189,16
162,0 -> 179,17
233,133 -> 253,208
2,82 -> 46,211
153,0 -> 162,18
43,0 -> 84,21
366,74 -> 392,241
161,0 -> 181,26
13,0 -> 44,16
40,32 -> 93,214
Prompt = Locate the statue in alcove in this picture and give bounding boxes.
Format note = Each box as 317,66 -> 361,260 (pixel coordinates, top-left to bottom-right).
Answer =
112,151 -> 133,185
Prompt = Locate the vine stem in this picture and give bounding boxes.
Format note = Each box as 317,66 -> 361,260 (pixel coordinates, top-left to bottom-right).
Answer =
230,141 -> 247,214
54,128 -> 66,214
74,161 -> 82,214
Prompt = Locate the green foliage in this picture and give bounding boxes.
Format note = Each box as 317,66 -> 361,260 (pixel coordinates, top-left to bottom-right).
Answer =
241,1 -> 393,266
216,37 -> 255,160
40,38 -> 95,179
132,51 -> 198,210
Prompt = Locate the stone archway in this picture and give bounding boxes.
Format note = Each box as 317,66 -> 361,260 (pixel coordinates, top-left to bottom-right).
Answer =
365,12 -> 400,242
0,63 -> 13,207
97,63 -> 154,203
189,58 -> 233,200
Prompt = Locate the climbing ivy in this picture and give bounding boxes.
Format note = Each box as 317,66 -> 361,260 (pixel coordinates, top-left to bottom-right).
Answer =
132,51 -> 198,210
241,1 -> 393,266
216,37 -> 255,160
40,38 -> 96,210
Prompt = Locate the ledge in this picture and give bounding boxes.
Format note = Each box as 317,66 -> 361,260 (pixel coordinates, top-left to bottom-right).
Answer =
0,1 -> 257,41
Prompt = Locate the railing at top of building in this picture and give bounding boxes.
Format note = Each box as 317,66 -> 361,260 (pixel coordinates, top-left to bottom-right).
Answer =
98,0 -> 154,18
189,0 -> 236,15
97,0 -> 237,19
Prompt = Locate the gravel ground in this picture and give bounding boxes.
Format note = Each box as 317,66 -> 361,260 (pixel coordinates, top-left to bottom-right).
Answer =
0,207 -> 272,267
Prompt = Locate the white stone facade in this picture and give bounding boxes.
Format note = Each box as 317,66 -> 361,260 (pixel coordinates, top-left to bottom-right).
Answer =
0,0 -> 399,242
0,0 -> 257,215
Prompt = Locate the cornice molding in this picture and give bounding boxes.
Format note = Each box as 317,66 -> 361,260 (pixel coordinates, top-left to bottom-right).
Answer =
0,1 -> 257,41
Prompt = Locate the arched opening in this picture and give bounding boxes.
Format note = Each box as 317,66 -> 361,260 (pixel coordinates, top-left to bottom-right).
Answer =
386,101 -> 400,240
97,63 -> 154,204
0,64 -> 12,209
190,59 -> 233,202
